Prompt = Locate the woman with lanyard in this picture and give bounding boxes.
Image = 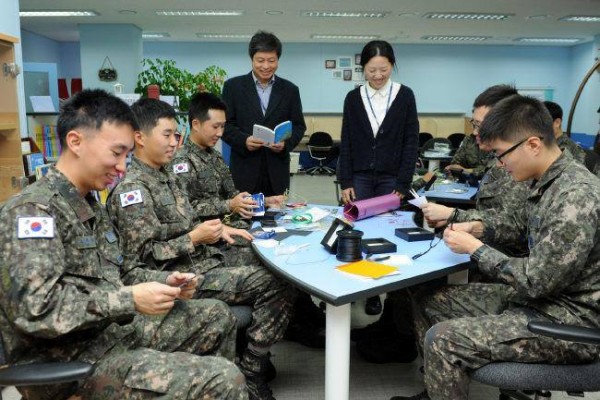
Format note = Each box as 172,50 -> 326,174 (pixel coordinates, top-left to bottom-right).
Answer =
338,41 -> 419,319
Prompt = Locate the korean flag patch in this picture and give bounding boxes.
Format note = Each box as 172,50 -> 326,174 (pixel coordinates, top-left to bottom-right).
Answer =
120,189 -> 143,207
18,217 -> 54,239
173,163 -> 189,174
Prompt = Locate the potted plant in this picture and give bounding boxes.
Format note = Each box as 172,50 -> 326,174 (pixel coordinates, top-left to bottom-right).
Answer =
135,58 -> 227,111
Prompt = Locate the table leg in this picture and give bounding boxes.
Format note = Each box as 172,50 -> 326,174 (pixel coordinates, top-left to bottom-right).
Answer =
428,159 -> 440,172
325,303 -> 351,400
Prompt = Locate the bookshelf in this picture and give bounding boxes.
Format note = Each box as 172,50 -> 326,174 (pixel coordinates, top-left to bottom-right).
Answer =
26,112 -> 61,161
0,33 -> 26,203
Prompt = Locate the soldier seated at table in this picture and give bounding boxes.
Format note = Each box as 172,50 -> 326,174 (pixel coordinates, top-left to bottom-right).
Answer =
107,98 -> 295,400
0,89 -> 246,400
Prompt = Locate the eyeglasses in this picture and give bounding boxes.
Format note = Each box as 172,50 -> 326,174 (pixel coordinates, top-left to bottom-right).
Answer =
469,119 -> 482,132
493,136 -> 543,163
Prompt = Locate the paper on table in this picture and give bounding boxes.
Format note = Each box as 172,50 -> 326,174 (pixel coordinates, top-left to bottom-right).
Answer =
306,207 -> 330,222
408,189 -> 428,208
336,260 -> 398,279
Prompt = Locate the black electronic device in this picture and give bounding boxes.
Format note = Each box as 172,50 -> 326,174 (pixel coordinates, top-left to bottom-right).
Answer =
361,238 -> 397,254
423,175 -> 438,191
395,227 -> 435,242
261,219 -> 277,228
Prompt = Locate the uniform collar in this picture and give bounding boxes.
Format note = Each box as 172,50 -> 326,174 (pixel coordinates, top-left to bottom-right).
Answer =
365,79 -> 393,99
530,151 -> 571,197
131,156 -> 170,183
185,139 -> 213,160
46,167 -> 97,224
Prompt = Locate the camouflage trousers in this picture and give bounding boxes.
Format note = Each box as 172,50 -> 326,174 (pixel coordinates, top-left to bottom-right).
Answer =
20,299 -> 247,400
195,262 -> 295,349
411,283 -> 597,400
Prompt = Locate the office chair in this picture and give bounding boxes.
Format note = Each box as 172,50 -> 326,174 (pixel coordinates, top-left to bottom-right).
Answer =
471,320 -> 600,400
447,133 -> 466,151
305,131 -> 335,176
0,332 -> 94,400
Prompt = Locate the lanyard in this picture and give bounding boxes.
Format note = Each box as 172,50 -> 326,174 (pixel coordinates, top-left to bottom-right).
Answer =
365,82 -> 393,133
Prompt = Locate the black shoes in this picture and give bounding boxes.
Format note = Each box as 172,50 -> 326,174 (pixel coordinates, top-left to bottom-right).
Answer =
365,295 -> 382,315
356,334 -> 418,364
284,321 -> 325,348
240,350 -> 276,400
350,317 -> 388,342
245,374 -> 276,400
390,390 -> 430,400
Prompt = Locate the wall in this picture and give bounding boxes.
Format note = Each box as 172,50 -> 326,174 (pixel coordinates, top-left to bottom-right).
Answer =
1,0 -> 26,136
20,33 -> 599,136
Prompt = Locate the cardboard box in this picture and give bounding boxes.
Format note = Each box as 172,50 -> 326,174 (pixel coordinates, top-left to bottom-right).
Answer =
361,238 -> 397,254
395,227 -> 435,242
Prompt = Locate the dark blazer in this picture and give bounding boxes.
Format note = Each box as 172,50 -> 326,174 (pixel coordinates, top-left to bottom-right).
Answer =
337,84 -> 419,194
222,72 -> 306,194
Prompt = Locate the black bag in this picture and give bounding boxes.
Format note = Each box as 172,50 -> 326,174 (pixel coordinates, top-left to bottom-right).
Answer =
98,56 -> 117,82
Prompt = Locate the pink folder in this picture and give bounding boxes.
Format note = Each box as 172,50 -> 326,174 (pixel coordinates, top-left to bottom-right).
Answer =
343,193 -> 401,222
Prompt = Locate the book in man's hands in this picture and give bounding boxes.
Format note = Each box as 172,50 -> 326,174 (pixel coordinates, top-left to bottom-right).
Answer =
252,120 -> 292,145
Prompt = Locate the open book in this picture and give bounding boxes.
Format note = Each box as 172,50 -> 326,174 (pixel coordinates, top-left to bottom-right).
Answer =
252,120 -> 292,145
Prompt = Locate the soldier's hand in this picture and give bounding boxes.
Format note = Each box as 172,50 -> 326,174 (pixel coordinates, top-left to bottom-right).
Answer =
449,221 -> 485,238
229,192 -> 255,219
166,271 -> 199,300
221,225 -> 253,244
190,219 -> 223,245
131,282 -> 180,315
422,203 -> 453,223
443,228 -> 483,254
246,136 -> 265,151
444,164 -> 464,172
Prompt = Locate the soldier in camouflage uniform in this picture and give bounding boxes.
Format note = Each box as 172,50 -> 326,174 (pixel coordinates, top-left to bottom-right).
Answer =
543,100 -> 587,165
394,95 -> 600,400
0,89 -> 246,400
445,134 -> 493,178
107,98 -> 294,400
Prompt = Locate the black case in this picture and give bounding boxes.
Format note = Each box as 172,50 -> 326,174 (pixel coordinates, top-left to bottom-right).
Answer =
395,227 -> 435,242
361,238 -> 397,254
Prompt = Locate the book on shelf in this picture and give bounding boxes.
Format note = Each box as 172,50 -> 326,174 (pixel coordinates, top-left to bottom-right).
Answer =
34,163 -> 53,180
33,124 -> 62,159
252,120 -> 292,145
23,152 -> 45,176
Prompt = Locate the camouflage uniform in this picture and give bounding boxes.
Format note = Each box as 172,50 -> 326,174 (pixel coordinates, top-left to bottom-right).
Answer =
107,157 -> 294,351
556,134 -> 586,165
0,167 -> 246,400
454,160 -> 530,257
412,153 -> 600,400
449,134 -> 493,178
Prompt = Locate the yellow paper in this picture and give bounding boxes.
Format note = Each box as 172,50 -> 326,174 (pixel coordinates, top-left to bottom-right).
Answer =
336,260 -> 398,279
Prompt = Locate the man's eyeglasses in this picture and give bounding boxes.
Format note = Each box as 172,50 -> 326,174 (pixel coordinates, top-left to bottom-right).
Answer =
494,136 -> 543,163
469,119 -> 482,132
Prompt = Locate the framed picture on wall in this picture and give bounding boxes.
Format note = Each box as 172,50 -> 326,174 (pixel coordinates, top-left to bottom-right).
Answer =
332,70 -> 342,80
354,54 -> 361,65
325,60 -> 336,69
338,57 -> 352,68
343,69 -> 352,81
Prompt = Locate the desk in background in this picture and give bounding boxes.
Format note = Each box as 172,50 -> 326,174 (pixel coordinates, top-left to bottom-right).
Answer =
419,181 -> 478,206
252,209 -> 470,400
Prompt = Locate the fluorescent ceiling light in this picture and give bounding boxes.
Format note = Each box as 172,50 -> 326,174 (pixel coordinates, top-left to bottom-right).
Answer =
302,11 -> 388,18
196,33 -> 252,39
311,34 -> 380,40
559,15 -> 600,22
422,35 -> 490,41
19,10 -> 98,17
142,32 -> 171,39
424,12 -> 512,20
515,37 -> 582,43
156,10 -> 244,16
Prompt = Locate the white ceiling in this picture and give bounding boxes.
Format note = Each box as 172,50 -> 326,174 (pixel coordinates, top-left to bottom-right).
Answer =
18,0 -> 600,46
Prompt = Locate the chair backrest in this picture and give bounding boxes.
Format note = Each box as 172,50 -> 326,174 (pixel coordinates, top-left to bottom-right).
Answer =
418,132 -> 434,149
447,133 -> 466,149
421,137 -> 452,152
308,131 -> 333,147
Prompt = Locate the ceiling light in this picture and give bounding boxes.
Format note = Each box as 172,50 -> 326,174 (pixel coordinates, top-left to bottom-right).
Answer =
559,15 -> 600,22
302,11 -> 388,18
423,12 -> 513,20
265,10 -> 284,15
515,37 -> 582,43
311,34 -> 380,40
196,33 -> 252,39
422,35 -> 490,41
156,10 -> 244,16
142,32 -> 171,39
119,10 -> 137,15
526,15 -> 549,20
19,10 -> 98,17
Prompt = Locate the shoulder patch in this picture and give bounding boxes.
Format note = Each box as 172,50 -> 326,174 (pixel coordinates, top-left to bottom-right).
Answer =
120,189 -> 143,207
172,163 -> 189,174
17,217 -> 55,239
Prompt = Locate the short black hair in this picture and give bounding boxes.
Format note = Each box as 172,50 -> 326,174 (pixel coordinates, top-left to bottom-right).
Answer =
543,101 -> 563,121
57,89 -> 137,148
130,98 -> 176,134
479,95 -> 555,145
249,31 -> 282,59
188,92 -> 227,128
473,84 -> 518,109
360,40 -> 396,68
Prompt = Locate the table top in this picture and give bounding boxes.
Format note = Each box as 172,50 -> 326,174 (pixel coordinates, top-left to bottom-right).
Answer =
418,181 -> 478,205
252,208 -> 470,306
